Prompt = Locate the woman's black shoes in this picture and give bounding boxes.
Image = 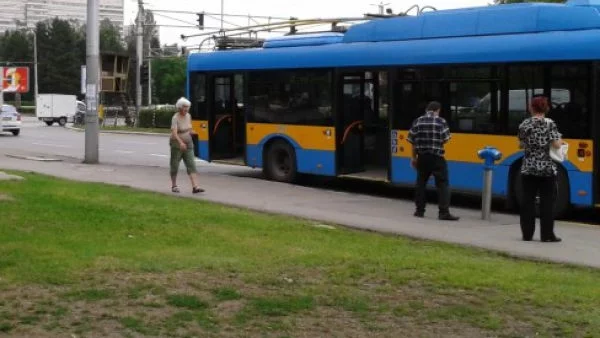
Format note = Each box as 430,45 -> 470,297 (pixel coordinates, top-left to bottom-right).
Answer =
541,237 -> 562,243
522,237 -> 562,243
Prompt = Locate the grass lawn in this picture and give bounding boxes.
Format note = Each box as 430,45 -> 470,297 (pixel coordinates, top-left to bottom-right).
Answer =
1,171 -> 599,337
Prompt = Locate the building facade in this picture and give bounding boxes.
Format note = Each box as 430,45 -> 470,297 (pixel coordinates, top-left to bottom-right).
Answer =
0,0 -> 124,32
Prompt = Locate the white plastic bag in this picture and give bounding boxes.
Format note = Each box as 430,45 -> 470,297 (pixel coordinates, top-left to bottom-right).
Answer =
545,118 -> 567,162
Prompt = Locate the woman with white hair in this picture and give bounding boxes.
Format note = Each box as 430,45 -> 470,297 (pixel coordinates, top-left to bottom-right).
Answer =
170,97 -> 203,194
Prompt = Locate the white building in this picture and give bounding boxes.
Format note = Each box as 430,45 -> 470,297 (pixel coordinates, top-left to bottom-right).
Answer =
0,0 -> 124,33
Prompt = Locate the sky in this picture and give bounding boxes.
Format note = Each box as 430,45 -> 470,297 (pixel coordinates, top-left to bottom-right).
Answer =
123,0 -> 493,46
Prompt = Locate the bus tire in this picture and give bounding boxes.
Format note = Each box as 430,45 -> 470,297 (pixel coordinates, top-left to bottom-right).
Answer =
58,117 -> 67,126
264,140 -> 297,183
513,165 -> 570,219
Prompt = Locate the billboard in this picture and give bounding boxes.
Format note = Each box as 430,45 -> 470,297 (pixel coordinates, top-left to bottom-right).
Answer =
0,67 -> 30,93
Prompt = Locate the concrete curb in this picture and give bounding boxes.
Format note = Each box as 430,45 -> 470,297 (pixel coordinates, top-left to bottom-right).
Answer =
5,154 -> 63,162
66,125 -> 169,136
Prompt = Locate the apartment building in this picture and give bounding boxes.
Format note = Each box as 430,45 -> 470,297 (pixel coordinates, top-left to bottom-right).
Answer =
0,0 -> 124,32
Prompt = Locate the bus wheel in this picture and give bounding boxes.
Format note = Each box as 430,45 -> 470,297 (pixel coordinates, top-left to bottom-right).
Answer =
264,140 -> 297,183
58,117 -> 67,126
513,167 -> 570,218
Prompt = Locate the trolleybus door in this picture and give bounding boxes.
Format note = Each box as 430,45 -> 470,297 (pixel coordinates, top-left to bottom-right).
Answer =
209,74 -> 245,161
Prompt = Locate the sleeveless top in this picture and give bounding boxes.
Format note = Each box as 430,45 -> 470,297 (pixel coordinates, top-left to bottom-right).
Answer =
170,113 -> 193,145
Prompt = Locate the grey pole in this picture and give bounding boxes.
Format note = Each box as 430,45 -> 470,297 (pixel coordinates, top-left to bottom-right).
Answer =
482,169 -> 493,220
221,0 -> 224,30
135,0 -> 143,125
148,59 -> 152,105
84,0 -> 99,163
33,30 -> 38,109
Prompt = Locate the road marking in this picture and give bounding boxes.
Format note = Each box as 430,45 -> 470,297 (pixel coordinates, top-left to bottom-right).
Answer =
115,150 -> 134,154
31,142 -> 72,149
150,153 -> 168,158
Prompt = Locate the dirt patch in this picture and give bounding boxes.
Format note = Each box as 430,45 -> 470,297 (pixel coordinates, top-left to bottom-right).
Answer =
0,193 -> 14,201
0,270 -> 548,337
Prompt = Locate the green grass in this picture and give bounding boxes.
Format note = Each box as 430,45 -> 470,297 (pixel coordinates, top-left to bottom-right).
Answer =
166,294 -> 209,310
212,287 -> 242,301
1,171 -> 600,337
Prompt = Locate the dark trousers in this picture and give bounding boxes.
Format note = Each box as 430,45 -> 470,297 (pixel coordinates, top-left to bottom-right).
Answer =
520,175 -> 556,241
415,153 -> 450,214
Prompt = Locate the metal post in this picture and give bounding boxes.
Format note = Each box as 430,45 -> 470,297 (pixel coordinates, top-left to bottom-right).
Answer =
221,0 -> 224,30
482,169 -> 493,221
147,59 -> 152,105
84,0 -> 99,163
135,0 -> 143,126
477,146 -> 502,221
33,30 -> 38,109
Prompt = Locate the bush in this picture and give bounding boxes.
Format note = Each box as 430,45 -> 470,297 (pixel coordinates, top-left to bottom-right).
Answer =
138,108 -> 176,128
18,106 -> 36,115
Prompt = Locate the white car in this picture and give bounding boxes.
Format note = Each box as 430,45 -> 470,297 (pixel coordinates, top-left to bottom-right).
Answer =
0,104 -> 22,136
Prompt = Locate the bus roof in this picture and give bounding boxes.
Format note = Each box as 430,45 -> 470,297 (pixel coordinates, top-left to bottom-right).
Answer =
188,0 -> 600,72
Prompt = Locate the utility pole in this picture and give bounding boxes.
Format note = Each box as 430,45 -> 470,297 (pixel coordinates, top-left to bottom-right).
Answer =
148,59 -> 152,105
33,30 -> 38,109
221,0 -> 224,31
135,0 -> 144,126
84,0 -> 100,163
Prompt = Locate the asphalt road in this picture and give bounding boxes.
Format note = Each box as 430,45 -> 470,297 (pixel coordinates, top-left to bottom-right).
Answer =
0,117 -> 237,173
2,117 -> 597,225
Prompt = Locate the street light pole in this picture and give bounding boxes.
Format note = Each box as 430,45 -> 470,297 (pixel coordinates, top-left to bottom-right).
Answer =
84,0 -> 100,163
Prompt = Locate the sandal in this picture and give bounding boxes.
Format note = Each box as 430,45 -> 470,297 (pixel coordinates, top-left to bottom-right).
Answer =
171,186 -> 180,193
192,186 -> 204,194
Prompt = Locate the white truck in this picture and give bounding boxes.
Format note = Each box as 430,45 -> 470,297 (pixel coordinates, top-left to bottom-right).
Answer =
36,94 -> 85,126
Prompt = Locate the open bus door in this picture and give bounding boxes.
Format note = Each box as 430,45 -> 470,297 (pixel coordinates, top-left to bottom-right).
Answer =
208,74 -> 246,164
337,72 -> 390,180
595,64 -> 600,206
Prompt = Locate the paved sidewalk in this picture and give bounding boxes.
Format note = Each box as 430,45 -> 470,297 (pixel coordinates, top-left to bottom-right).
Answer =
2,150 -> 599,269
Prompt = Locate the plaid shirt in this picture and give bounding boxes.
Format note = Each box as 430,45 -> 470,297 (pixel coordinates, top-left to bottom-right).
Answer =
407,111 -> 451,156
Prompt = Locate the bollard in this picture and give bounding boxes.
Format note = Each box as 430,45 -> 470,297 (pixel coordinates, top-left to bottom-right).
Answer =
477,146 -> 502,221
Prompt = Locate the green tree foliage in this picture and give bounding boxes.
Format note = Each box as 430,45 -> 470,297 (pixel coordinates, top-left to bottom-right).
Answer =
151,58 -> 186,104
35,18 -> 85,96
0,29 -> 35,101
100,19 -> 126,54
1,18 -> 128,101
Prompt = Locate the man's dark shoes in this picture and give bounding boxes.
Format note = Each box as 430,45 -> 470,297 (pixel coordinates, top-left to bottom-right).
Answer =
541,237 -> 562,243
439,213 -> 460,221
414,211 -> 424,218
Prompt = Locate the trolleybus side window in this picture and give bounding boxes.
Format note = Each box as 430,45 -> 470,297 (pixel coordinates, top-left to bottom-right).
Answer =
190,73 -> 207,120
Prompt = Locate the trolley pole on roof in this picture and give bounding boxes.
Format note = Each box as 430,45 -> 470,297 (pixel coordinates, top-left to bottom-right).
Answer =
84,0 -> 99,163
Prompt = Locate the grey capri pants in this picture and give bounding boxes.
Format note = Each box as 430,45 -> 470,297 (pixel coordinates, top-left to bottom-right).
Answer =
169,138 -> 197,176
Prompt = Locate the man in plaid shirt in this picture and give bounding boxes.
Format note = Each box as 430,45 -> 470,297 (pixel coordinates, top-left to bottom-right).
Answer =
407,101 -> 459,221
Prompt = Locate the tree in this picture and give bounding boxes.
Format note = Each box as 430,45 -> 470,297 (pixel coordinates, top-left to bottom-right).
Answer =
125,9 -> 160,103
0,30 -> 35,102
35,18 -> 85,96
151,58 -> 186,104
100,19 -> 126,54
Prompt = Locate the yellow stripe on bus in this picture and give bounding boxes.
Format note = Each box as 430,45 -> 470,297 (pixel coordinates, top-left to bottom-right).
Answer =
392,130 -> 593,173
191,120 -> 209,141
247,123 -> 336,151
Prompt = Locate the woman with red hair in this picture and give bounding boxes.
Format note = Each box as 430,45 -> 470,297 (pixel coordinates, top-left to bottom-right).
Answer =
518,95 -> 564,242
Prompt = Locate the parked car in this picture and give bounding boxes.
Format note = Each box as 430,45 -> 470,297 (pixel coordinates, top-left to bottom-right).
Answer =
0,104 -> 22,136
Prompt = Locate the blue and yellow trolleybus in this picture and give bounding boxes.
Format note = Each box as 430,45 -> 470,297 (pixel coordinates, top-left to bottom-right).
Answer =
187,0 -> 600,217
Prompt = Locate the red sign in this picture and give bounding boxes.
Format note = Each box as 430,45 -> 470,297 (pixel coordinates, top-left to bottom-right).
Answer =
1,67 -> 29,93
